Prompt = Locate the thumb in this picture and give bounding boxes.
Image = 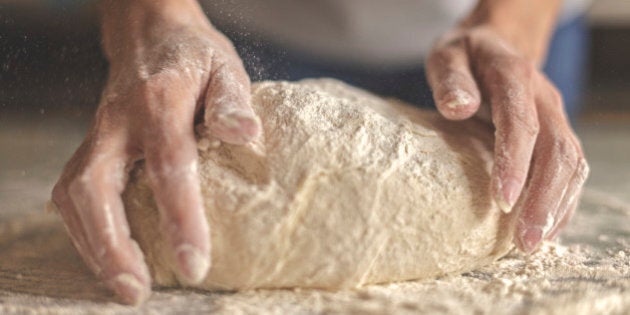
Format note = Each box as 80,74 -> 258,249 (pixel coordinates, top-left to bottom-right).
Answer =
204,54 -> 260,145
426,40 -> 481,120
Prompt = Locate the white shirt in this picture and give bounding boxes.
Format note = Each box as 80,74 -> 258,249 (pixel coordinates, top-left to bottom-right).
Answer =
203,0 -> 591,67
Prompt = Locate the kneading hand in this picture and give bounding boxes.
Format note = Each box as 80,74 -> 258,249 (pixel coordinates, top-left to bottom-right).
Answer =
50,0 -> 259,304
426,2 -> 589,254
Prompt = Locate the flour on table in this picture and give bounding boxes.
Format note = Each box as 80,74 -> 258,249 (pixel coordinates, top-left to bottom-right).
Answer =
122,78 -> 516,290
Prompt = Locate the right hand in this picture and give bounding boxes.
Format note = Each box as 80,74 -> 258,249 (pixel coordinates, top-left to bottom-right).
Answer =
51,1 -> 260,304
426,18 -> 589,253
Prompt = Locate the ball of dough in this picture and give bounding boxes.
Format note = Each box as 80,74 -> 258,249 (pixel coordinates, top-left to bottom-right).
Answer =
122,79 -> 516,290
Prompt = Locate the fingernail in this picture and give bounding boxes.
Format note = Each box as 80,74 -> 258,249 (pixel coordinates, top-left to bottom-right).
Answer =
444,90 -> 472,109
520,227 -> 543,254
495,178 -> 521,213
215,110 -> 248,128
212,110 -> 261,144
176,244 -> 209,285
110,273 -> 150,305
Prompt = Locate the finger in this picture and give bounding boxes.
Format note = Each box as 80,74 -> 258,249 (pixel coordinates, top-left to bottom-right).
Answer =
144,105 -> 210,285
514,86 -> 584,253
51,186 -> 100,276
513,141 -> 576,253
52,140 -> 101,272
57,196 -> 147,304
67,139 -> 151,305
481,58 -> 539,214
426,36 -> 482,120
204,53 -> 261,144
546,197 -> 576,241
545,158 -> 589,240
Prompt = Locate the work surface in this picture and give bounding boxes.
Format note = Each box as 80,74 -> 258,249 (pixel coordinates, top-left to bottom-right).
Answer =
0,114 -> 628,314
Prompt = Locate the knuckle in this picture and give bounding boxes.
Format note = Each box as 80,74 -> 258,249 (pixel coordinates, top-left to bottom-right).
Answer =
67,163 -> 120,203
210,60 -> 237,83
95,230 -> 120,259
137,71 -> 191,104
214,50 -> 238,69
147,34 -> 216,74
147,122 -> 194,149
544,136 -> 583,168
552,138 -> 575,158
427,48 -> 456,67
147,151 -> 197,181
211,53 -> 250,86
67,186 -> 89,213
134,81 -> 196,130
515,59 -> 535,79
51,182 -> 71,209
143,127 -> 197,175
538,82 -> 565,111
485,55 -> 534,82
67,170 -> 96,203
213,31 -> 236,50
510,109 -> 540,138
575,157 -> 590,184
138,72 -> 176,98
548,87 -> 563,106
434,31 -> 466,50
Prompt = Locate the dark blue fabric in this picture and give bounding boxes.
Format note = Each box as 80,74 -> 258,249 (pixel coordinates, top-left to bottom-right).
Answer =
232,16 -> 588,120
543,16 -> 590,120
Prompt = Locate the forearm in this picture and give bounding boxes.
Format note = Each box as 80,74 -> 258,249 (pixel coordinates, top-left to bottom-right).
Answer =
99,0 -> 211,61
462,0 -> 562,65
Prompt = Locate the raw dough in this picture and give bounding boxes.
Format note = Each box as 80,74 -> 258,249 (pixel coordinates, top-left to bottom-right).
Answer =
122,79 -> 516,290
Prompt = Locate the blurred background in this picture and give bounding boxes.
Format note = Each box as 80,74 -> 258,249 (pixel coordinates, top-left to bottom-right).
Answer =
0,1 -> 629,219
1,1 -> 629,120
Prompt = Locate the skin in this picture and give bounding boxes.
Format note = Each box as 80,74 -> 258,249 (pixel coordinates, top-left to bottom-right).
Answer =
51,0 -> 259,305
50,0 -> 589,305
426,0 -> 589,254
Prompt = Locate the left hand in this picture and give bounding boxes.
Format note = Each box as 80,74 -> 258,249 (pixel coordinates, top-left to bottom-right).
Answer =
426,25 -> 589,253
50,0 -> 261,304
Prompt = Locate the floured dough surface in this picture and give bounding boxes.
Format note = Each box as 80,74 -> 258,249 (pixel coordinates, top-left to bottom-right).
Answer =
123,79 -> 516,290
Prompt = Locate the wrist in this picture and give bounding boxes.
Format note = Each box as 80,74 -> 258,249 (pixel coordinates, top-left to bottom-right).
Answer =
461,0 -> 561,64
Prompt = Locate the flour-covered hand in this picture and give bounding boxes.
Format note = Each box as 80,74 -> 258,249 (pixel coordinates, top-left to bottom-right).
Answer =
426,2 -> 589,254
50,0 -> 259,304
